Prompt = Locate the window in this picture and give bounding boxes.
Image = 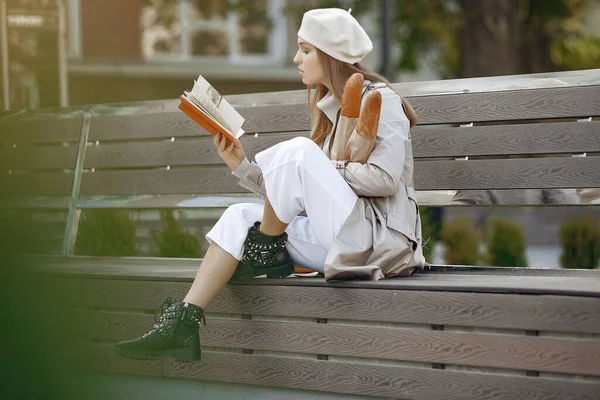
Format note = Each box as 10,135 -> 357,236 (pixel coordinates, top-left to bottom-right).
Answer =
141,0 -> 287,64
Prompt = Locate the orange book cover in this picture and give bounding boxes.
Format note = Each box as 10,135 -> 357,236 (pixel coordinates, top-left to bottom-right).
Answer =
178,95 -> 236,143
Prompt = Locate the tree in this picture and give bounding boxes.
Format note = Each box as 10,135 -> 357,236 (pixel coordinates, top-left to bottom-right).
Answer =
485,217 -> 528,267
559,215 -> 600,269
152,210 -> 201,258
392,0 -> 600,78
75,209 -> 138,256
440,217 -> 481,265
287,0 -> 600,78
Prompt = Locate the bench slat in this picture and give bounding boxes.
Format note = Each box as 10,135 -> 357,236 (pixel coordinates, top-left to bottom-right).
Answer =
409,85 -> 600,125
413,121 -> 600,158
75,310 -> 600,376
0,116 -> 83,144
54,279 -> 600,333
0,145 -> 79,170
82,342 -> 162,377
82,120 -> 600,169
0,172 -> 74,196
84,133 -> 302,169
88,103 -> 313,140
78,156 -> 600,195
85,86 -> 599,142
79,167 -> 238,195
89,113 -> 206,141
162,350 -> 600,400
415,156 -> 600,190
81,343 -> 600,400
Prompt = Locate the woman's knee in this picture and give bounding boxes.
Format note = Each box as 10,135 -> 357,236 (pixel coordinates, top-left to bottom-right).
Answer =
219,203 -> 260,222
275,136 -> 322,162
287,136 -> 319,152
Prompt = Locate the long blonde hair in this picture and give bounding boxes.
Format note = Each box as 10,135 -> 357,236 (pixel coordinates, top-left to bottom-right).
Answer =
308,49 -> 417,146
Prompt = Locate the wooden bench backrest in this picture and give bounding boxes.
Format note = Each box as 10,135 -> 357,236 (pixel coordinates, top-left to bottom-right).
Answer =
0,111 -> 85,253
77,84 -> 600,197
0,111 -> 83,197
2,71 -> 599,202
2,70 -> 599,254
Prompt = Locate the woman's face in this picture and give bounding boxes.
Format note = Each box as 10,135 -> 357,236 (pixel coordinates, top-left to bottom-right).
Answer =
293,37 -> 326,87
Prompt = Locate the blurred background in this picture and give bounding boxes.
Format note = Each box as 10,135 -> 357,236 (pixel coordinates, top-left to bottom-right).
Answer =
2,0 -> 599,108
1,0 -> 599,270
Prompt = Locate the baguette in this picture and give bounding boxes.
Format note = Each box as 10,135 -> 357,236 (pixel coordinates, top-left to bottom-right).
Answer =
356,90 -> 381,140
341,73 -> 364,118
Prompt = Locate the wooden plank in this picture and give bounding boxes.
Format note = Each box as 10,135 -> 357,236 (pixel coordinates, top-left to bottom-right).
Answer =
161,351 -> 600,400
81,343 -> 600,400
409,86 -> 600,125
44,259 -> 600,296
88,104 -> 311,141
0,116 -> 82,144
77,311 -> 600,376
83,120 -> 600,169
81,342 -> 161,377
77,310 -> 154,341
0,145 -> 78,170
412,121 -> 600,158
79,167 -> 239,195
79,156 -> 600,195
43,256 -> 599,277
86,86 -> 599,141
88,112 -> 206,141
84,133 -> 303,168
54,279 -> 600,333
415,157 -> 600,190
203,320 -> 600,377
0,171 -> 74,196
43,257 -> 600,296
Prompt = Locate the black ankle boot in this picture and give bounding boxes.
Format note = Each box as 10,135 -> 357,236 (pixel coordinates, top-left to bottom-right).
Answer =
114,297 -> 205,361
230,222 -> 294,283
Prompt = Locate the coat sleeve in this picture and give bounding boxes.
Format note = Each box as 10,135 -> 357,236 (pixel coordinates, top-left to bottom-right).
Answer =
231,157 -> 267,199
338,89 -> 409,197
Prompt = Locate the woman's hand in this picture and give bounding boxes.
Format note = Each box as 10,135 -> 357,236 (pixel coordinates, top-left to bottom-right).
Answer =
214,132 -> 245,171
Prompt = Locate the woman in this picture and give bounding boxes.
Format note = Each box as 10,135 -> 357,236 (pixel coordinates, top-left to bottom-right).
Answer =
114,8 -> 425,362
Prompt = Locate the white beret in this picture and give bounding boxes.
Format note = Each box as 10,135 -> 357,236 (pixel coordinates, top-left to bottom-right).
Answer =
297,8 -> 373,64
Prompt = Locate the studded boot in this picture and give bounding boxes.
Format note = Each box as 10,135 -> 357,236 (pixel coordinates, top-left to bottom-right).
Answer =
114,297 -> 205,361
230,221 -> 294,283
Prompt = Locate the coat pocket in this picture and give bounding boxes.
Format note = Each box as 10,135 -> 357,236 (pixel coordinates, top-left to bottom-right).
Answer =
385,186 -> 418,246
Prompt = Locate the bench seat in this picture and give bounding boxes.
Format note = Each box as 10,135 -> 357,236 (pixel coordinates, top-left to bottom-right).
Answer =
43,256 -> 600,400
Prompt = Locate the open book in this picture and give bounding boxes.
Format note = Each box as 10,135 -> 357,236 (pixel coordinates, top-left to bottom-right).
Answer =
178,75 -> 245,143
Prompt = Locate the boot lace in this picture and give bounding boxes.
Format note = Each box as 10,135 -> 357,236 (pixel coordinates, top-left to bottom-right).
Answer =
139,297 -> 176,339
154,297 -> 173,324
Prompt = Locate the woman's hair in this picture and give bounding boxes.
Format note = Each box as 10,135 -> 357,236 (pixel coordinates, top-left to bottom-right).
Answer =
308,49 -> 417,146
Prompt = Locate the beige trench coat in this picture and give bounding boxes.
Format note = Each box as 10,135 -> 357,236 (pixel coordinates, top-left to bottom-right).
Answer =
233,82 -> 425,281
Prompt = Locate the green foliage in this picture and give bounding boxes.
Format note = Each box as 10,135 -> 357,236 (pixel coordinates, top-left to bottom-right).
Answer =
559,215 -> 600,269
440,217 -> 481,265
146,0 -> 598,78
485,217 -> 528,267
305,0 -> 599,78
152,210 -> 201,258
75,209 -> 138,256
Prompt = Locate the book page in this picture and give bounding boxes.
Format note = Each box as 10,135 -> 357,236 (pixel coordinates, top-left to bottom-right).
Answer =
182,92 -> 233,137
187,88 -> 234,135
191,76 -> 245,139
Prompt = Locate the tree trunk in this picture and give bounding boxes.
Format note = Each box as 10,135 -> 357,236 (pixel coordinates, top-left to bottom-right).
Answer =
458,0 -> 522,78
521,0 -> 556,73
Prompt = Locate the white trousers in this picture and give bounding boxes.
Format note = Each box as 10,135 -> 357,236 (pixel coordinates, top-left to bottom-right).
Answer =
206,137 -> 358,273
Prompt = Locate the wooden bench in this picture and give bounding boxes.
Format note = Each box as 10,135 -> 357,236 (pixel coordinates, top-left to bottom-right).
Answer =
2,69 -> 600,399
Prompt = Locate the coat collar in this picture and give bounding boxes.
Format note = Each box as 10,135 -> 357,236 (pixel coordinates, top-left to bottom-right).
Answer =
316,93 -> 339,123
316,80 -> 373,124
